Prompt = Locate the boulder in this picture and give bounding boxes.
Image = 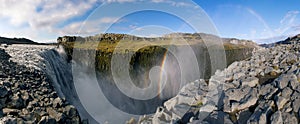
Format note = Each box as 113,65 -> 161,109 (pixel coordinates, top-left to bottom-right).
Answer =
240,76 -> 259,87
7,93 -> 26,109
292,97 -> 300,114
38,116 -> 57,124
247,109 -> 267,124
64,105 -> 78,118
237,109 -> 252,124
200,111 -> 233,124
271,111 -> 298,124
275,95 -> 289,110
259,83 -> 278,100
281,87 -> 293,98
46,107 -> 64,122
0,86 -> 8,98
152,107 -> 172,124
275,74 -> 295,89
52,97 -> 63,108
270,111 -> 283,124
224,86 -> 258,113
0,116 -> 17,124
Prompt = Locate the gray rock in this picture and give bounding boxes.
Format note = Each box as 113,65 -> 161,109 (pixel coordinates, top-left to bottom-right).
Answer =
38,116 -> 57,124
275,95 -> 289,110
0,116 -> 18,124
275,74 -> 296,89
65,117 -> 80,124
280,112 -> 298,124
238,89 -> 258,111
281,87 -> 293,98
2,108 -> 20,116
46,107 -> 64,122
270,111 -> 283,124
233,72 -> 246,80
247,109 -> 267,124
7,93 -> 26,109
20,109 -> 35,122
64,105 -> 78,118
237,109 -> 252,124
292,97 -> 300,114
225,86 -> 252,102
289,74 -> 300,91
282,101 -> 293,113
152,107 -> 172,124
240,76 -> 259,87
201,111 -> 233,124
224,86 -> 258,112
259,83 -> 278,100
264,66 -> 274,74
52,97 -> 63,108
0,86 -> 8,98
247,100 -> 273,124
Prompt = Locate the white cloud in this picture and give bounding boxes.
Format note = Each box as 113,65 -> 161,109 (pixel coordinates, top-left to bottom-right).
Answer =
243,9 -> 300,43
0,0 -> 41,26
56,17 -> 124,35
0,0 -> 102,42
98,17 -> 121,24
292,25 -> 300,31
100,0 -> 136,3
150,0 -> 195,7
0,0 -> 99,28
275,11 -> 299,34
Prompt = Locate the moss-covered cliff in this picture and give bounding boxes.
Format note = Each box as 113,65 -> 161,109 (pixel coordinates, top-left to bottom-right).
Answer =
59,33 -> 256,81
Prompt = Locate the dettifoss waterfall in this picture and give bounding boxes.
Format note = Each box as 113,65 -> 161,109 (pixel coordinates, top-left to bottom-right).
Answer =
39,46 -> 186,123
37,42 -> 248,123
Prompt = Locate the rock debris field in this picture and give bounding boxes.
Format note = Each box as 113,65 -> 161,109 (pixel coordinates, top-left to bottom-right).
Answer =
0,45 -> 81,124
138,37 -> 300,124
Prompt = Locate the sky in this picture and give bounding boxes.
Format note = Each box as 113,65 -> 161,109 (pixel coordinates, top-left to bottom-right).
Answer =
0,0 -> 299,44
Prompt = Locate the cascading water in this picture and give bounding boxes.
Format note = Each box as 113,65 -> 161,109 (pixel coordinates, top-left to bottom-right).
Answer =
39,42 -> 250,123
40,45 -> 98,123
40,46 -> 169,123
39,45 -> 196,123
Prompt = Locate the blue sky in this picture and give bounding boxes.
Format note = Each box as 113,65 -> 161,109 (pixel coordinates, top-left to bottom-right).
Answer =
0,0 -> 299,44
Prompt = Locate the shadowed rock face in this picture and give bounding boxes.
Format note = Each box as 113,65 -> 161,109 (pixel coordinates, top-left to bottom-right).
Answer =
59,33 -> 257,80
56,33 -> 257,123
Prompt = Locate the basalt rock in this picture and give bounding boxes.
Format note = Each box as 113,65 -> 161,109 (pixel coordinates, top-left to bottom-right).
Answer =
0,45 -> 82,123
139,34 -> 300,123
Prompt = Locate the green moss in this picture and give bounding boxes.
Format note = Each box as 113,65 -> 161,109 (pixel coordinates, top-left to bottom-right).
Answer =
227,108 -> 239,123
192,101 -> 203,107
273,65 -> 279,70
60,38 -> 255,80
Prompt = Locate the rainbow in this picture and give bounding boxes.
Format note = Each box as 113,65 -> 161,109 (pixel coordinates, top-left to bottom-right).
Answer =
158,51 -> 169,99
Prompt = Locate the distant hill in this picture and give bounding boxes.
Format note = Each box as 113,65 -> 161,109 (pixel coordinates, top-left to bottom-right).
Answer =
260,34 -> 300,48
57,33 -> 259,50
0,36 -> 41,45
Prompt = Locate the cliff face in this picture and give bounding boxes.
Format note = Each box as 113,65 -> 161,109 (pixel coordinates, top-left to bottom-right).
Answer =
59,33 -> 257,80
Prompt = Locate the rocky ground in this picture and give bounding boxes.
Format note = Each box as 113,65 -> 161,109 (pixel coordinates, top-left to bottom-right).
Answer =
1,34 -> 300,124
137,36 -> 300,123
0,45 -> 81,124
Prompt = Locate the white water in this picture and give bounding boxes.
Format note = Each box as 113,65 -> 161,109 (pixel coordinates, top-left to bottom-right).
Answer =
39,44 -> 215,123
40,46 -> 100,123
41,46 -> 184,123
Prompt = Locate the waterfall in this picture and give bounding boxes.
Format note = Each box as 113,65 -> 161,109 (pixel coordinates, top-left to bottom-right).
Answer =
40,45 -> 98,123
39,46 -> 172,123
